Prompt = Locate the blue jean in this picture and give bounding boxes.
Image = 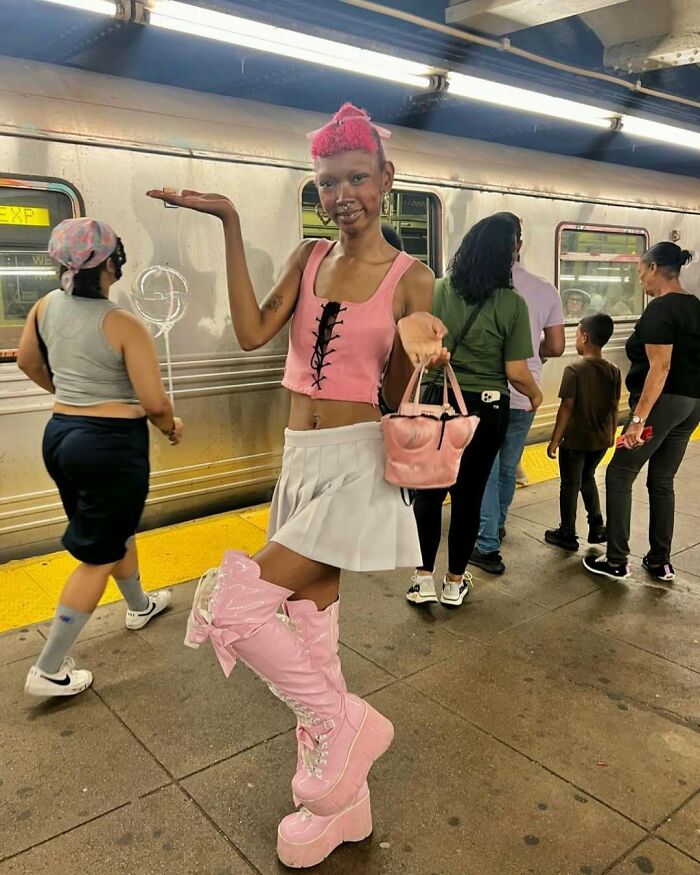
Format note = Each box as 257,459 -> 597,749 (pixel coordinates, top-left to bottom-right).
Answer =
476,408 -> 535,554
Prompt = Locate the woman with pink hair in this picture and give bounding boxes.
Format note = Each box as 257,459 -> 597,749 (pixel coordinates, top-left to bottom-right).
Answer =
148,102 -> 448,867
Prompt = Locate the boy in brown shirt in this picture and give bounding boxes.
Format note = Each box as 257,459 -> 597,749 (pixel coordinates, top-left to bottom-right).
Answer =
545,313 -> 621,550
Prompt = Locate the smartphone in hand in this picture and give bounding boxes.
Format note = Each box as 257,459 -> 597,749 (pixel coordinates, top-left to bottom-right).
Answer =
616,426 -> 653,449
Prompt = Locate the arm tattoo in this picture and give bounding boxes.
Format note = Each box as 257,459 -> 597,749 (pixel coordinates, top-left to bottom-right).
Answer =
264,294 -> 284,312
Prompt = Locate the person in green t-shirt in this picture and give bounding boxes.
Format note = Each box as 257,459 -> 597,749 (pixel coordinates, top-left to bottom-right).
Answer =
407,214 -> 542,609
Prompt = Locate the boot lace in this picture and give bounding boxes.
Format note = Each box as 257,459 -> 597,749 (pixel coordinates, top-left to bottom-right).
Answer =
267,683 -> 336,777
297,725 -> 331,777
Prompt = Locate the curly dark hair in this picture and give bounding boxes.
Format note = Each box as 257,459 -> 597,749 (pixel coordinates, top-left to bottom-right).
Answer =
449,214 -> 517,304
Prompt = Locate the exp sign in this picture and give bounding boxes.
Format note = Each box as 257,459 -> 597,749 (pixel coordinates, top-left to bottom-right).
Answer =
0,206 -> 50,227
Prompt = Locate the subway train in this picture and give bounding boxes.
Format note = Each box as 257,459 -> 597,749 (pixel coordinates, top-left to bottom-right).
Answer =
2,56 -> 699,561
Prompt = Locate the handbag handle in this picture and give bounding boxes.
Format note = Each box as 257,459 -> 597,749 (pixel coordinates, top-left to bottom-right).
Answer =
400,363 -> 468,416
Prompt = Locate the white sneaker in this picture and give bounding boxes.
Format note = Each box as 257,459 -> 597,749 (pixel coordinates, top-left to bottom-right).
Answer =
25,657 -> 93,698
440,572 -> 471,607
125,590 -> 172,630
405,573 -> 438,605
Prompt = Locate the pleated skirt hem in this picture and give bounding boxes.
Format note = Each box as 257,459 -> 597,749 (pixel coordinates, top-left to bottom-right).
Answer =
267,422 -> 421,573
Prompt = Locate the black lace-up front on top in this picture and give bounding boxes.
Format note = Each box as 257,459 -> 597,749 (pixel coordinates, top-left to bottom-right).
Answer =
310,301 -> 346,391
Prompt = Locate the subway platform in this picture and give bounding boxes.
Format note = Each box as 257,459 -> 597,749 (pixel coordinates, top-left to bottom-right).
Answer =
0,442 -> 699,875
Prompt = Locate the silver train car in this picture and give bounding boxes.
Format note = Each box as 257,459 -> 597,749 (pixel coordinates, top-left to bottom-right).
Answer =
2,57 -> 699,561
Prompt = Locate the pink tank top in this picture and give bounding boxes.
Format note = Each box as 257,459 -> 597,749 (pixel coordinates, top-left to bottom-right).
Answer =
282,239 -> 416,404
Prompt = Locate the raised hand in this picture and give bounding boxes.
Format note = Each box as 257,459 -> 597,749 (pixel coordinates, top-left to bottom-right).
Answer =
398,312 -> 450,368
146,189 -> 237,220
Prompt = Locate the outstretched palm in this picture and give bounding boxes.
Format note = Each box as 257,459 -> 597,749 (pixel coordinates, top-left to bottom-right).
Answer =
146,189 -> 236,219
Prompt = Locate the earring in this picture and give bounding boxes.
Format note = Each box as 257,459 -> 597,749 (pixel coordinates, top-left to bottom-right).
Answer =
315,203 -> 332,226
382,192 -> 391,216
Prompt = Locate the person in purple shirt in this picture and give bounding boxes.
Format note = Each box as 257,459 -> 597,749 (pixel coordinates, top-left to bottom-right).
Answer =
472,213 -> 565,574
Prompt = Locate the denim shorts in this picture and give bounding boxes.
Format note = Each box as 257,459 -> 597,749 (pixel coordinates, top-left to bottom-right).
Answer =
42,414 -> 150,564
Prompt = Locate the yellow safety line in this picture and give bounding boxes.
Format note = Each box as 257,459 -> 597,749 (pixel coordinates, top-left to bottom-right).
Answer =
1,427 -> 698,635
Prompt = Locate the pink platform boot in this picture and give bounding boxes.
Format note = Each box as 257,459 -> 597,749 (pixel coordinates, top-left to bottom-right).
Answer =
277,786 -> 372,869
185,552 -> 393,817
277,599 -> 372,868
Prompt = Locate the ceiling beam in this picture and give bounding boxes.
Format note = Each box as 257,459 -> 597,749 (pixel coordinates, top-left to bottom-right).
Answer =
445,0 -> 629,36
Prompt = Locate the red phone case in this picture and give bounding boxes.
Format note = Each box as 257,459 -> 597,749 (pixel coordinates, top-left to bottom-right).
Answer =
616,425 -> 653,448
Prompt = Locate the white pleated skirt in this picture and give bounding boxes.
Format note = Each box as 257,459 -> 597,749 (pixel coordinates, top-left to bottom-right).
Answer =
268,421 -> 422,572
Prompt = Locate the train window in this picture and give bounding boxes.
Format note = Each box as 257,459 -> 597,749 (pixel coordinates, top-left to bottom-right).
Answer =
0,180 -> 80,363
557,224 -> 649,322
300,182 -> 441,273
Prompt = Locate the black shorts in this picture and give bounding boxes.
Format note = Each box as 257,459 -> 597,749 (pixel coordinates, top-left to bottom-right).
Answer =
42,414 -> 150,565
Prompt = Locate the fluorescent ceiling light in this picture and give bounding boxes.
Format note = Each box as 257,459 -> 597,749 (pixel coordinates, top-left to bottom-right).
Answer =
620,115 -> 700,151
0,268 -> 57,276
560,275 -> 623,283
35,1 -> 700,152
147,1 -> 433,88
447,72 -> 614,128
39,0 -> 117,14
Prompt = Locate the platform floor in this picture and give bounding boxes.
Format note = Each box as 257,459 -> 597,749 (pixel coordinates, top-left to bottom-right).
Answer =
1,444 -> 699,874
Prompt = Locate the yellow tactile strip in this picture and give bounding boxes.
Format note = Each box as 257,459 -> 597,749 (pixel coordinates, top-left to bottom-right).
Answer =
523,424 -> 700,486
0,510 -> 268,634
1,427 -> 698,635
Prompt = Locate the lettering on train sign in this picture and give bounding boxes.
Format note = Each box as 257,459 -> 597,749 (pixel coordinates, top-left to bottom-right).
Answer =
0,206 -> 50,227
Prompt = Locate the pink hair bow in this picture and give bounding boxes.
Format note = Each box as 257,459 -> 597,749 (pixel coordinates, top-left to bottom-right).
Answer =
187,612 -> 240,677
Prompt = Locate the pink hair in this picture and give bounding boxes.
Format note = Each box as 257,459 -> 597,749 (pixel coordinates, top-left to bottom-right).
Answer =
309,102 -> 387,160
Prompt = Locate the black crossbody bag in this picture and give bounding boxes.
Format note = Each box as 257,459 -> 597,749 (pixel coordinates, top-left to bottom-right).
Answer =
421,299 -> 485,406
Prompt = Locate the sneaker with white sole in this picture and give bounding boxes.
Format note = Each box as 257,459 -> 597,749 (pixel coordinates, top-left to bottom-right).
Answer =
405,573 -> 438,605
25,656 -> 93,698
582,555 -> 631,580
440,572 -> 471,607
642,556 -> 675,582
125,590 -> 172,630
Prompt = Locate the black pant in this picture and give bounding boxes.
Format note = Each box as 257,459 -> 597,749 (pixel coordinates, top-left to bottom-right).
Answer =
557,448 -> 606,535
43,414 -> 150,564
606,394 -> 700,564
413,392 -> 510,575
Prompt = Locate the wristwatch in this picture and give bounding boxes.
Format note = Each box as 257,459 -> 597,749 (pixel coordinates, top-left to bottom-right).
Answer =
631,414 -> 646,425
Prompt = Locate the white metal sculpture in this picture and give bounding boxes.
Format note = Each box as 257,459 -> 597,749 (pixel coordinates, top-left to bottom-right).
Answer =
131,265 -> 189,401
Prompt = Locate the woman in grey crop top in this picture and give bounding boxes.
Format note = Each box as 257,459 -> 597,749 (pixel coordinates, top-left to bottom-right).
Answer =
17,217 -> 183,700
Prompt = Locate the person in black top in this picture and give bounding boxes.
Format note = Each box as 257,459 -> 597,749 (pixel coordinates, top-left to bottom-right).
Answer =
584,242 -> 700,583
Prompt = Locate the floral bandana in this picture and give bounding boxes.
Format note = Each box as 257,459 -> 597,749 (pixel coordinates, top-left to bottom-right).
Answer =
48,218 -> 118,293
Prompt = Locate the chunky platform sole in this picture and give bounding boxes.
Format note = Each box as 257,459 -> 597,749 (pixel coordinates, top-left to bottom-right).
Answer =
277,790 -> 372,869
295,702 -> 394,818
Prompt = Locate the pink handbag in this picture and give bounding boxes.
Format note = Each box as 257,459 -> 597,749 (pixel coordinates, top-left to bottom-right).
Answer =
382,364 -> 480,490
